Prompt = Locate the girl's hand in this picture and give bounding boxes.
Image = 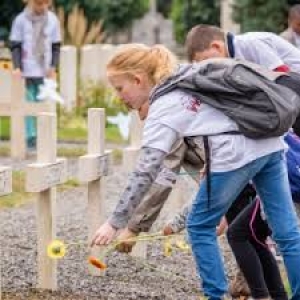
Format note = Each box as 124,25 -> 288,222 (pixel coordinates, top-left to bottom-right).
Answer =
46,68 -> 56,79
115,227 -> 138,253
163,224 -> 174,236
91,221 -> 117,247
12,68 -> 22,78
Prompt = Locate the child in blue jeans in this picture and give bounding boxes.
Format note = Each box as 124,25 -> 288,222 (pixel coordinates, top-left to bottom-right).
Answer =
91,44 -> 300,300
10,0 -> 61,148
164,132 -> 300,299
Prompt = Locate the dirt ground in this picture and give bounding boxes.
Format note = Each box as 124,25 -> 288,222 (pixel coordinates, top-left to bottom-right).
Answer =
3,290 -> 106,300
0,160 -> 237,300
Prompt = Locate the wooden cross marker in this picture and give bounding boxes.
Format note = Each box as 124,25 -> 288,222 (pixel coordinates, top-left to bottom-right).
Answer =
78,108 -> 111,275
0,166 -> 12,196
0,166 -> 12,300
0,70 -> 55,159
25,113 -> 67,290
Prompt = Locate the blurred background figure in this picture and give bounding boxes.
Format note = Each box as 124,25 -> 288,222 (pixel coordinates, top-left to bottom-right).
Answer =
281,4 -> 300,49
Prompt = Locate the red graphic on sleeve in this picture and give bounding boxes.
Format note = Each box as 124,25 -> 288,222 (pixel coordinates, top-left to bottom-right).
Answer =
180,95 -> 201,112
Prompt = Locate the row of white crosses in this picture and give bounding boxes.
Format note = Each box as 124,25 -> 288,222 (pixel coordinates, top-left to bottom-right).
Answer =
1,109 -> 184,296
0,109 -> 110,299
0,109 -> 110,298
24,108 -> 111,290
0,44 -> 117,156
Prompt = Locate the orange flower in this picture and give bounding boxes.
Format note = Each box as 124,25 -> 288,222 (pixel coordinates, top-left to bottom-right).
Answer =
88,256 -> 107,270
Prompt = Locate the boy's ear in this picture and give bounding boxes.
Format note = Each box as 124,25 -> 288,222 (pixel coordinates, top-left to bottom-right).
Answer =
210,40 -> 224,51
210,40 -> 227,57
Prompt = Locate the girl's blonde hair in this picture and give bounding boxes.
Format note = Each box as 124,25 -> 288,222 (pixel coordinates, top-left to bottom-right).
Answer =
107,44 -> 178,85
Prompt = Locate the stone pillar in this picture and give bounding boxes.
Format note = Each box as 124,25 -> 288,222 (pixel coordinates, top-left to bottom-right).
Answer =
221,0 -> 240,33
80,44 -> 100,84
80,44 -> 119,85
59,46 -> 77,111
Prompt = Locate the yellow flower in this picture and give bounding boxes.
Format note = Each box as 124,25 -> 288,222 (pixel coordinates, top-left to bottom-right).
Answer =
47,240 -> 66,259
175,240 -> 190,251
163,239 -> 172,257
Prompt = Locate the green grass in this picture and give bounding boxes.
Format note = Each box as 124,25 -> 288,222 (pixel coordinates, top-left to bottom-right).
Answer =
1,117 -> 125,144
0,117 -> 10,140
0,171 -> 81,209
0,145 -> 124,162
0,171 -> 33,208
57,147 -> 87,157
0,145 -> 10,156
57,124 -> 124,144
105,125 -> 125,144
57,126 -> 87,142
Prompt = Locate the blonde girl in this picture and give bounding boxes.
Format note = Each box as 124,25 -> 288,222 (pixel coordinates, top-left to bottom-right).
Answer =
92,44 -> 300,300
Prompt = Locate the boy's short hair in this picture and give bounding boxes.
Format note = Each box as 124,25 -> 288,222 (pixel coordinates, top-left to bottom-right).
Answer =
185,25 -> 225,61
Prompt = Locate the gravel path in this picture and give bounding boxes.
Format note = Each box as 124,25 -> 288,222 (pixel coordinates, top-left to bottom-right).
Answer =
0,158 -> 238,300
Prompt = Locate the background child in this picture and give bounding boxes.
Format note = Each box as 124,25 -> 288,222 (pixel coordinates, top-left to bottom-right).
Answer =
9,0 -> 61,148
185,24 -> 300,137
280,4 -> 300,49
164,131 -> 300,299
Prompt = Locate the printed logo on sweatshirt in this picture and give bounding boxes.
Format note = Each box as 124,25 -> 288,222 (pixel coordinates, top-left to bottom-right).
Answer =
180,95 -> 200,113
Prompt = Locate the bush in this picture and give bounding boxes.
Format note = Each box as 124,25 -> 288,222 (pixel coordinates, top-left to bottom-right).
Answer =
79,80 -> 128,117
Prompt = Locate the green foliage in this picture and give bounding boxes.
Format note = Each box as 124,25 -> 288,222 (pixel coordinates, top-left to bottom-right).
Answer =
54,0 -> 104,24
171,0 -> 220,44
54,0 -> 148,34
233,0 -> 290,33
157,0 -> 173,18
0,0 -> 24,41
79,80 -> 128,117
1,0 -> 148,42
101,0 -> 149,33
57,81 -> 127,144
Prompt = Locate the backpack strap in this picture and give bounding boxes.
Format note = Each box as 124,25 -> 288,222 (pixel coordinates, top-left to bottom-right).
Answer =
203,136 -> 211,209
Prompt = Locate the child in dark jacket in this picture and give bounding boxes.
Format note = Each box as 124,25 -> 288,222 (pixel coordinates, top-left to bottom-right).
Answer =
164,131 -> 300,299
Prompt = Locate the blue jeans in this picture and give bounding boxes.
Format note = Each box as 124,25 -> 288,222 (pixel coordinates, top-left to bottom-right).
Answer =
187,151 -> 300,300
25,78 -> 43,148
